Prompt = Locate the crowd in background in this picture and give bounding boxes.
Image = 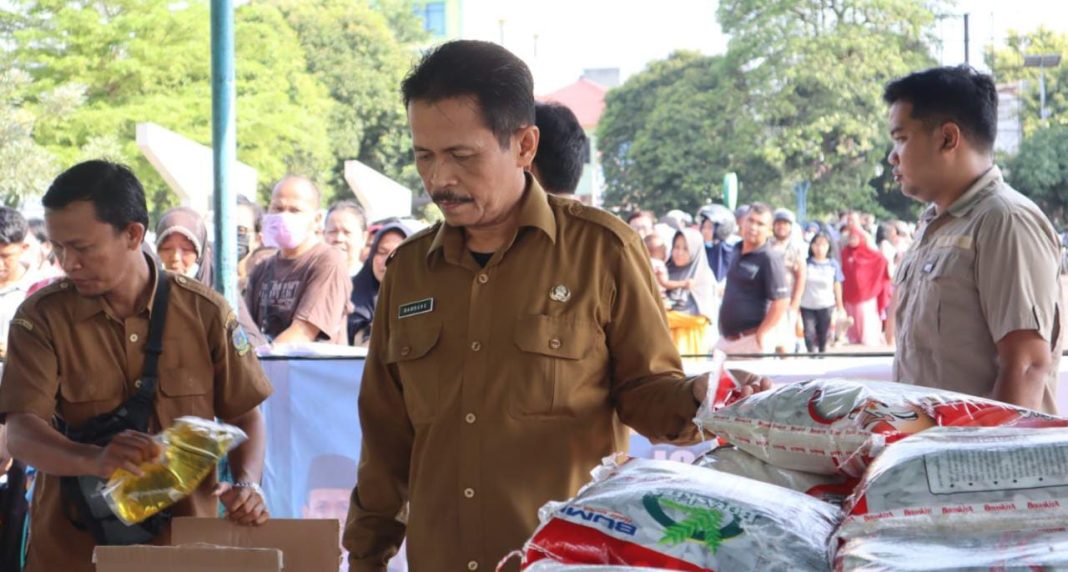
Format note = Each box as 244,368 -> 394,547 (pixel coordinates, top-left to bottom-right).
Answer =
627,204 -> 916,355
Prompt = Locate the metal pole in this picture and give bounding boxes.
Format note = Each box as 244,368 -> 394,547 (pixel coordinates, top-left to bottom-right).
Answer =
963,13 -> 970,65
211,0 -> 238,310
1040,68 -> 1048,120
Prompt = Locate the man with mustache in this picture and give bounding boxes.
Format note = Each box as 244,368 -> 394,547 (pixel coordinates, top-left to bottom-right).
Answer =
886,65 -> 1062,413
344,40 -> 767,571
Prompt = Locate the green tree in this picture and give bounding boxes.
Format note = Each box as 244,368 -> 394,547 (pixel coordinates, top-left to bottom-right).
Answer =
986,27 -> 1068,135
598,51 -> 782,214
1005,123 -> 1068,226
3,0 -> 334,212
717,0 -> 940,217
270,0 -> 424,199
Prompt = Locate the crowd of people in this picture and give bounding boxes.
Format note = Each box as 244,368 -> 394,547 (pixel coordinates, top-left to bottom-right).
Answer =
626,204 -> 916,355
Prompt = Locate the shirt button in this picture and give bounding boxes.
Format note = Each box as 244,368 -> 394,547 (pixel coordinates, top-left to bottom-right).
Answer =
134,379 -> 143,389
470,341 -> 482,352
400,346 -> 411,357
477,273 -> 489,284
465,413 -> 477,424
467,561 -> 479,571
548,338 -> 562,350
129,334 -> 139,343
568,203 -> 582,215
463,488 -> 475,499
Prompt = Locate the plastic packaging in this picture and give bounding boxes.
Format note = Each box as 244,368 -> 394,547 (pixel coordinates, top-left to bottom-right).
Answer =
834,527 -> 1068,571
836,427 -> 1068,541
521,457 -> 841,571
103,416 -> 247,525
522,562 -> 664,572
694,445 -> 857,506
694,378 -> 1068,476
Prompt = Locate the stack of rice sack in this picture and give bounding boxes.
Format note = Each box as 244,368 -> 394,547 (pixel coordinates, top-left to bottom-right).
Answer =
511,369 -> 1068,572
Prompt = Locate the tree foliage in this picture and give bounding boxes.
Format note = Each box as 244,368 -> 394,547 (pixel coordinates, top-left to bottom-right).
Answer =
599,0 -> 939,218
986,27 -> 1068,135
1006,123 -> 1068,227
270,0 -> 424,198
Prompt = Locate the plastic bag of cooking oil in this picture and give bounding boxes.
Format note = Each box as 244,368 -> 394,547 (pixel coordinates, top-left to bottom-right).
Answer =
102,416 -> 246,525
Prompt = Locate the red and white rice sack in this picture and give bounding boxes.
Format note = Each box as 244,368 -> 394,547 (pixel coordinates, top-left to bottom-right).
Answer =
695,378 -> 1068,476
694,445 -> 857,506
521,457 -> 840,572
836,427 -> 1068,541
834,527 -> 1068,571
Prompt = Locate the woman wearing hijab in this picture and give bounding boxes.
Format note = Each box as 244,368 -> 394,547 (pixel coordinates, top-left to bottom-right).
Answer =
663,228 -> 718,355
349,221 -> 414,347
156,207 -> 268,349
840,224 -> 891,346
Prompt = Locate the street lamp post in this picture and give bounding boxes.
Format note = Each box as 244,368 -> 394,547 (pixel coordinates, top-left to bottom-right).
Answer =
1024,54 -> 1062,121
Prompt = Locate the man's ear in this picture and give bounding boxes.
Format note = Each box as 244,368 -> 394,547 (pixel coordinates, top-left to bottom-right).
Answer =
516,125 -> 540,169
126,222 -> 147,251
940,122 -> 962,152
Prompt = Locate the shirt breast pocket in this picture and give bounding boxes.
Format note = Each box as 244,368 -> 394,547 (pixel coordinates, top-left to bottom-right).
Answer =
158,366 -> 214,426
58,375 -> 124,429
386,321 -> 442,424
510,314 -> 604,418
920,249 -> 977,336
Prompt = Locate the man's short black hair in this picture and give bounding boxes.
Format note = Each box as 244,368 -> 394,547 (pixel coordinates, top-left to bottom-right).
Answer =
627,210 -> 655,224
0,208 -> 28,245
327,200 -> 367,232
533,102 -> 589,194
237,195 -> 264,233
401,40 -> 535,149
883,65 -> 998,152
43,160 -> 149,232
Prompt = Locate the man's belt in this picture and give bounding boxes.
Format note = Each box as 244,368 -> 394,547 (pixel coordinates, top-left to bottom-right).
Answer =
722,327 -> 759,341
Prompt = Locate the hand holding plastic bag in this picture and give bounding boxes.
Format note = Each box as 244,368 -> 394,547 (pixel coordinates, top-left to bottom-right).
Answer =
102,416 -> 247,525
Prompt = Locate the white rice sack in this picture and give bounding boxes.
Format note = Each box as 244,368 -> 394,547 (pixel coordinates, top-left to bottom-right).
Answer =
834,527 -> 1068,571
694,445 -> 857,505
694,378 -> 1068,476
836,427 -> 1068,541
521,457 -> 840,572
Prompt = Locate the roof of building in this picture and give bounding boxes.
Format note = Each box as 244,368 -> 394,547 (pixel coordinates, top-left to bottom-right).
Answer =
538,77 -> 608,129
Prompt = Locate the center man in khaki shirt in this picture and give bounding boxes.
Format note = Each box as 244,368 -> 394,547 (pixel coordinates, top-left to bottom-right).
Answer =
885,65 -> 1062,414
343,41 -> 765,571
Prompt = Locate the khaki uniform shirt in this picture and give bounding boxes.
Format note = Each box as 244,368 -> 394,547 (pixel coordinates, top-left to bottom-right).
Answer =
345,178 -> 700,571
0,262 -> 273,572
893,166 -> 1062,413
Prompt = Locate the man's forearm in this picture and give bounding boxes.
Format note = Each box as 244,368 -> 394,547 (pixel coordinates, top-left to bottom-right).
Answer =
225,408 -> 267,484
6,413 -> 97,476
273,319 -> 321,344
757,299 -> 789,337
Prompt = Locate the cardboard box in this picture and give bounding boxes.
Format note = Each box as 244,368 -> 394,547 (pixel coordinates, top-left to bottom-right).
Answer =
172,517 -> 341,572
94,544 -> 283,572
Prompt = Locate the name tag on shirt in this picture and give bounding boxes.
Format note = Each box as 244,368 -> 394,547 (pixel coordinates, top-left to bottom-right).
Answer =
399,298 -> 435,319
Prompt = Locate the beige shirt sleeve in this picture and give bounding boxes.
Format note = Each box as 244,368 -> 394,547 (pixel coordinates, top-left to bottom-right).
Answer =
976,207 -> 1061,344
344,266 -> 410,572
607,233 -> 699,444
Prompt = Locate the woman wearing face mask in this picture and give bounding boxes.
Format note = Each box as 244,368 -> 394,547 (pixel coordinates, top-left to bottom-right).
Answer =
349,221 -> 414,347
156,207 -> 268,349
663,228 -> 718,355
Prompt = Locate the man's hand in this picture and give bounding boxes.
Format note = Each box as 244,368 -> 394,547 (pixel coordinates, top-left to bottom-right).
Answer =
691,369 -> 773,404
91,430 -> 161,479
214,482 -> 270,526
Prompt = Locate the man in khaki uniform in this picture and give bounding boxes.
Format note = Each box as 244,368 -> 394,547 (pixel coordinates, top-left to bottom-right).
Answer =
0,161 -> 273,571
885,66 -> 1062,413
343,41 -> 762,571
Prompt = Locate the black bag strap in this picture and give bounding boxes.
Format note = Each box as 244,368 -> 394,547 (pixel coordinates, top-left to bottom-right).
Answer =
142,268 -> 171,381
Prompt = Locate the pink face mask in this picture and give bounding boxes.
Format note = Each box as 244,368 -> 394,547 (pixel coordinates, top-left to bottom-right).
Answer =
261,212 -> 312,250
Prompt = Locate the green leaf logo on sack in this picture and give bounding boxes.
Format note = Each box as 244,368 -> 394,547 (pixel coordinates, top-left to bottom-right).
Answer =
642,494 -> 744,553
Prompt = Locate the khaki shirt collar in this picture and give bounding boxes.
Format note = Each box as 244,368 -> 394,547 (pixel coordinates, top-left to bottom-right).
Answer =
73,254 -> 160,322
947,165 -> 1002,218
427,174 -> 557,267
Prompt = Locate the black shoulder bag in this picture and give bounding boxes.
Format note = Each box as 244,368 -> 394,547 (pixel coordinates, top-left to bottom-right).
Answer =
57,271 -> 172,545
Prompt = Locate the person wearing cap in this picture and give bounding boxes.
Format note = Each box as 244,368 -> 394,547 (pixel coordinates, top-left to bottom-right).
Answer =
885,66 -> 1061,413
769,208 -> 806,353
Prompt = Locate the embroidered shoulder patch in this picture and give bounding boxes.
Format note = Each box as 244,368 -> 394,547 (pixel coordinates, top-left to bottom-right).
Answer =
232,327 -> 251,356
11,318 -> 33,332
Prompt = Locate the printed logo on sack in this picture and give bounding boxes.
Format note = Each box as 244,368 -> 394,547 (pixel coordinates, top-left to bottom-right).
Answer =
643,493 -> 744,553
557,505 -> 638,536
